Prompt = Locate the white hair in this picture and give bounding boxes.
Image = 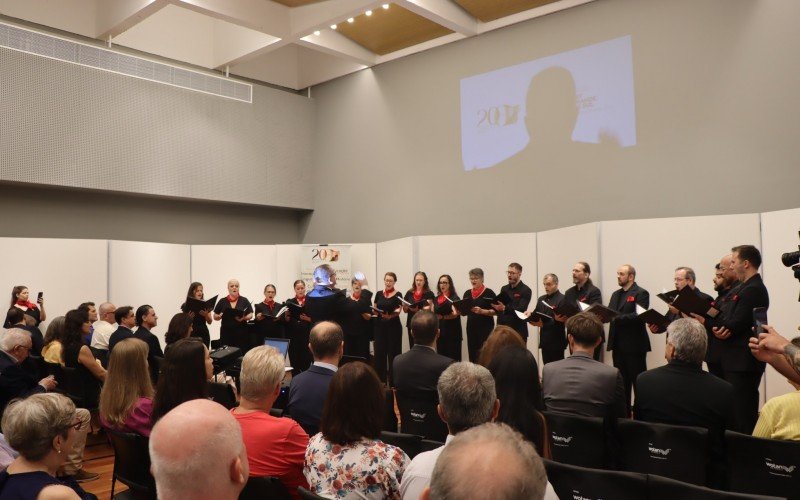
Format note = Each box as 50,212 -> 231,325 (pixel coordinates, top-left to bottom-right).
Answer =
0,328 -> 32,352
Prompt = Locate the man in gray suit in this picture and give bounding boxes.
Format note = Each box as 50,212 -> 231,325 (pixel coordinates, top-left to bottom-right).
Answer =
542,312 -> 626,417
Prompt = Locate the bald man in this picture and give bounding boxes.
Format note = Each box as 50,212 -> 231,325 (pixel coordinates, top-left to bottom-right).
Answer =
150,399 -> 248,500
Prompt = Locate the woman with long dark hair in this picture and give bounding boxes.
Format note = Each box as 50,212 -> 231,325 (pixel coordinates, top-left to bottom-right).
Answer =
62,309 -> 106,408
181,282 -> 212,347
434,274 -> 462,361
285,280 -> 313,373
487,345 -> 549,458
10,285 -> 45,325
403,272 -> 434,348
164,313 -> 194,351
373,272 -> 402,384
151,338 -> 213,424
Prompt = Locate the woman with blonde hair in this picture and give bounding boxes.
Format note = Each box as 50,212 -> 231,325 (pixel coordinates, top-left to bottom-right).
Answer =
477,325 -> 525,367
41,316 -> 66,364
99,338 -> 154,436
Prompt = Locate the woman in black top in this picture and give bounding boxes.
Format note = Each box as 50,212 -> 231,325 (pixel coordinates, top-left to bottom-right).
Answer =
62,309 -> 106,409
373,272 -> 402,384
340,277 -> 373,360
285,280 -> 312,373
403,272 -> 435,349
213,279 -> 253,350
434,274 -> 462,361
253,284 -> 285,348
10,285 -> 46,326
180,282 -> 212,347
164,313 -> 193,351
151,338 -> 213,423
460,268 -> 496,363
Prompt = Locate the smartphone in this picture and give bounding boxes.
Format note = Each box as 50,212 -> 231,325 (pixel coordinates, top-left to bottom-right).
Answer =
753,307 -> 768,334
37,291 -> 43,301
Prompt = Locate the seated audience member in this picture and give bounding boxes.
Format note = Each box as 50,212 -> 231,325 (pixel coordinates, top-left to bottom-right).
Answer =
4,308 -> 44,355
476,325 -> 525,367
62,310 -> 106,408
0,433 -> 19,471
286,321 -> 344,435
107,306 -> 136,353
400,362 -> 500,500
89,302 -> 116,351
133,305 -> 163,358
76,302 -> 97,346
99,338 -> 155,437
542,312 -> 626,418
151,338 -> 213,424
232,346 -> 309,498
393,311 -> 454,394
163,313 -> 193,352
634,318 -> 734,430
0,329 -> 58,417
150,399 -> 248,500
487,346 -> 549,458
422,423 -> 548,500
41,316 -> 66,364
304,362 -> 409,499
0,393 -> 97,498
753,336 -> 800,441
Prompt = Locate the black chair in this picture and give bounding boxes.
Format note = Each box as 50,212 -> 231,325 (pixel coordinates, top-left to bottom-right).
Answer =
647,473 -> 785,500
106,429 -> 157,500
419,439 -> 445,454
44,361 -> 86,408
544,459 -> 648,500
297,486 -> 326,499
149,356 -> 163,385
383,388 -> 398,432
395,389 -> 448,442
26,355 -> 48,379
542,411 -> 608,468
269,408 -> 283,418
380,431 -> 422,459
208,381 -> 237,409
726,430 -> 800,499
616,419 -> 709,485
90,346 -> 109,368
239,476 -> 291,500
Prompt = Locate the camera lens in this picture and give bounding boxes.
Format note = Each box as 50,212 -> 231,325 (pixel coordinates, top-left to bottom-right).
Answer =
782,250 -> 800,267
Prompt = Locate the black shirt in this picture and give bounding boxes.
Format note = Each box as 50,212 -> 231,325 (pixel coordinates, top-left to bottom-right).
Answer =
535,291 -> 566,351
497,281 -> 532,338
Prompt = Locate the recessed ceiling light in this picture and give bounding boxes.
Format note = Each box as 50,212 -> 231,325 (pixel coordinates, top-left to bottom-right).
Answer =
365,10 -> 372,16
313,30 -> 320,36
382,4 -> 390,9
347,17 -> 354,23
330,24 -> 337,30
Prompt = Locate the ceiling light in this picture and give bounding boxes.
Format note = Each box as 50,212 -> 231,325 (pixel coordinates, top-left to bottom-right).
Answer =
314,30 -> 320,36
330,24 -> 337,30
365,10 -> 372,16
347,17 -> 354,23
382,4 -> 390,9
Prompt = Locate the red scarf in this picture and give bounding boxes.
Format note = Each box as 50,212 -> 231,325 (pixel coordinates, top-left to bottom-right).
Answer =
264,300 -> 275,311
295,295 -> 306,306
384,288 -> 395,297
226,294 -> 239,303
413,290 -> 423,302
351,291 -> 361,301
471,285 -> 485,299
15,300 -> 36,310
437,291 -> 451,305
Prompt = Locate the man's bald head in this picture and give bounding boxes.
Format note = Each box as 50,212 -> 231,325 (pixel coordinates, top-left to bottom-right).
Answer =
150,399 -> 248,500
309,321 -> 344,362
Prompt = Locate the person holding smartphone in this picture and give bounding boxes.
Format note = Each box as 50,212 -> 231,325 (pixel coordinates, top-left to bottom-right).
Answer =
10,286 -> 45,326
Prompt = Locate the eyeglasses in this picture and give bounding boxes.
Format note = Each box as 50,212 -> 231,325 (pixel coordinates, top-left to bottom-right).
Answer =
62,419 -> 83,432
15,344 -> 32,352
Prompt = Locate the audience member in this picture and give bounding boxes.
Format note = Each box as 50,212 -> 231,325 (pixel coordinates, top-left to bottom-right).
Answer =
151,338 -> 212,423
304,362 -> 409,499
76,302 -> 97,346
107,306 -> 136,353
9,285 -> 46,325
164,313 -> 193,351
0,433 -> 18,471
542,312 -> 626,417
99,338 -> 155,437
752,336 -> 800,441
133,305 -> 163,358
487,346 -> 549,457
400,362 -> 499,500
89,302 -> 116,351
232,346 -> 309,498
61,310 -> 106,408
422,423 -> 548,500
476,325 -> 525,367
286,321 -> 344,436
0,328 -> 57,417
41,316 -> 66,364
4,308 -> 44,355
393,311 -> 454,394
0,394 -> 97,499
150,399 -> 248,500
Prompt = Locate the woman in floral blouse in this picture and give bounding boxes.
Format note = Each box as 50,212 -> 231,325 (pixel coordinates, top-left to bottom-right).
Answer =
304,361 -> 409,499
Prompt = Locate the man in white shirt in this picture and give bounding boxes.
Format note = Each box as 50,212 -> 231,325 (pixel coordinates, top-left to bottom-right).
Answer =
90,302 -> 116,350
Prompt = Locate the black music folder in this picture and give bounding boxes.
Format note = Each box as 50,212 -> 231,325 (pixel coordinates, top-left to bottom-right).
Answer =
656,289 -> 680,306
671,291 -> 719,318
552,301 -> 581,318
637,306 -> 670,332
185,295 -> 218,313
579,303 -> 618,324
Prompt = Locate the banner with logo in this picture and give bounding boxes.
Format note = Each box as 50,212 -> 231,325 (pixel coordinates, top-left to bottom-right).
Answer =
300,245 -> 352,291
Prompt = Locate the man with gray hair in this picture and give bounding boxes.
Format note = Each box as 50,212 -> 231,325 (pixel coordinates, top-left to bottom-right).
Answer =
150,399 -> 249,500
422,423 -> 549,500
400,361 -> 499,499
634,318 -> 734,430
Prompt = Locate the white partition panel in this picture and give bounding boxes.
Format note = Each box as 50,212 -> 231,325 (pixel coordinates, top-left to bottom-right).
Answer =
417,233 -> 537,358
275,245 -> 302,303
0,238 -> 108,333
377,238 -> 415,352
108,241 -> 190,346
350,243 -> 378,295
599,214 -> 762,375
536,223 -> 601,367
190,245 -> 276,341
760,207 -> 800,401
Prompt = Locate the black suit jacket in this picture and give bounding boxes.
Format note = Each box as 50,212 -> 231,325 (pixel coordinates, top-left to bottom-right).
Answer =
392,345 -> 454,394
304,288 -> 348,326
0,352 -> 45,415
536,291 -> 567,351
134,327 -> 164,358
607,283 -> 651,353
286,364 -> 336,435
108,326 -> 135,353
497,281 -> 533,339
564,282 -> 603,340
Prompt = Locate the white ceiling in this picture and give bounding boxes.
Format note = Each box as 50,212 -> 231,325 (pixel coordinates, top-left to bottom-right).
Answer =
0,0 -> 596,90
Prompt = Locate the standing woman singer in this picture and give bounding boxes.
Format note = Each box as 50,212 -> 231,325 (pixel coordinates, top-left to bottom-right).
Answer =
373,272 -> 402,384
181,282 -> 212,348
213,279 -> 252,350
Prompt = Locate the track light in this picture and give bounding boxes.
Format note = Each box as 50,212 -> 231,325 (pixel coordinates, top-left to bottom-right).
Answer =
347,17 -> 354,23
313,30 -> 320,36
382,4 -> 389,9
366,10 -> 372,16
330,24 -> 337,30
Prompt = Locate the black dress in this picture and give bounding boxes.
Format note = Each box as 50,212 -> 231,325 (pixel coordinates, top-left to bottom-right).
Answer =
284,296 -> 312,373
464,287 -> 496,363
404,290 -> 435,348
213,297 -> 253,350
63,343 -> 101,409
253,301 -> 286,348
181,302 -> 211,347
373,291 -> 402,384
340,290 -> 373,360
435,293 -> 462,361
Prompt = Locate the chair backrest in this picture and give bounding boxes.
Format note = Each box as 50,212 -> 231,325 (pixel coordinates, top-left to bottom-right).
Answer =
383,388 -> 398,433
380,431 -> 423,459
617,419 -> 709,485
544,459 -> 648,500
647,473 -> 785,500
106,428 -> 157,499
542,411 -> 608,468
395,389 -> 448,442
726,430 -> 800,499
419,439 -> 445,455
26,355 -> 47,379
90,346 -> 109,368
208,381 -> 237,410
239,476 -> 292,500
297,486 -> 326,499
45,362 -> 87,408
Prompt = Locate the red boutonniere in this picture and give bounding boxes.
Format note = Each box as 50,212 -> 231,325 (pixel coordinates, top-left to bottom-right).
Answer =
580,296 -> 588,302
513,293 -> 520,298
732,295 -> 739,301
626,296 -> 636,303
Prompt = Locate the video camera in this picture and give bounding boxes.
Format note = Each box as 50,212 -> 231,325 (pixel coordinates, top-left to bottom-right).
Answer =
782,230 -> 800,300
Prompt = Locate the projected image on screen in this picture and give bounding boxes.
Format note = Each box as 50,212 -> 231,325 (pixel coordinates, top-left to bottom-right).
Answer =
460,36 -> 635,171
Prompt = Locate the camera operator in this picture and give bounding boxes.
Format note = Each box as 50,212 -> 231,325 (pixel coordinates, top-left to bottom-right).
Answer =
749,326 -> 800,384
